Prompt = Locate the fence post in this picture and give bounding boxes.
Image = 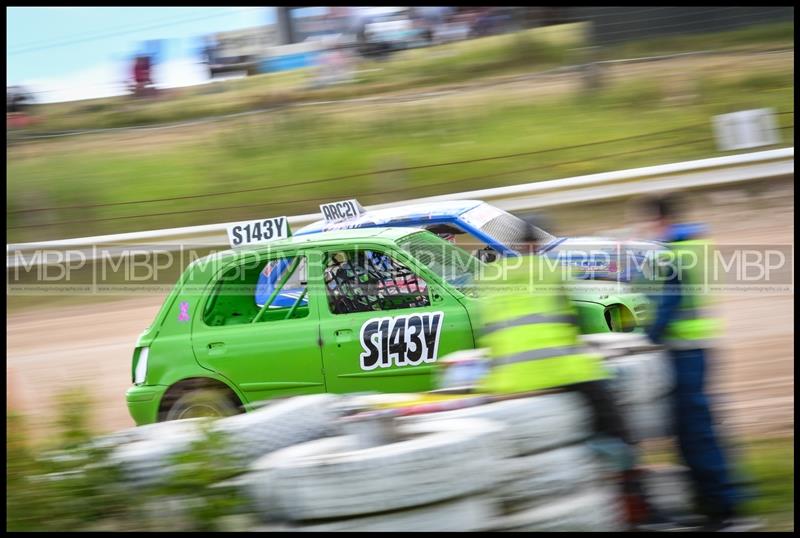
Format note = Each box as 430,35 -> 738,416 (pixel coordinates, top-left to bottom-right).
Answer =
580,20 -> 604,94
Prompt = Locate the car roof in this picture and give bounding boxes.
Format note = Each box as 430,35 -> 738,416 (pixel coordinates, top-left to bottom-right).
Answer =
297,200 -> 485,235
200,226 -> 426,266
275,226 -> 420,245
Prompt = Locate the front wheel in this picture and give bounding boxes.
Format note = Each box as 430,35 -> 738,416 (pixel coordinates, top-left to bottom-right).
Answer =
164,388 -> 241,421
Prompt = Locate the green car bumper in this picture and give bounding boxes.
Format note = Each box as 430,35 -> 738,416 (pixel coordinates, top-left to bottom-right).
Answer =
126,385 -> 168,426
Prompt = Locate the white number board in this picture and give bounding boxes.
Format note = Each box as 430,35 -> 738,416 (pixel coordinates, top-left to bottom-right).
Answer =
712,108 -> 778,151
226,217 -> 290,248
320,199 -> 365,223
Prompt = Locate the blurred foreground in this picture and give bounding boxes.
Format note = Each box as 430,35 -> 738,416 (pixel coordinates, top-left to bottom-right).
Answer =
7,388 -> 794,531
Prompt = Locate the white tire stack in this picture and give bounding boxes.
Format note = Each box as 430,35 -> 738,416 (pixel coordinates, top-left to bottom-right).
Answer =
582,333 -> 675,443
643,464 -> 695,516
240,417 -> 508,531
495,487 -> 626,531
402,392 -> 593,456
402,392 -> 626,531
92,417 -> 209,451
109,394 -> 343,487
209,393 -> 344,465
107,418 -> 209,487
495,443 -> 605,509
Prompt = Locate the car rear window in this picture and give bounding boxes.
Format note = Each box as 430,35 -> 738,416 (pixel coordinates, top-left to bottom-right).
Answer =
479,212 -> 555,248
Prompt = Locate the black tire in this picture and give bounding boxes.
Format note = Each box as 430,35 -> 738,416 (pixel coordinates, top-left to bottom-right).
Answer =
164,388 -> 240,421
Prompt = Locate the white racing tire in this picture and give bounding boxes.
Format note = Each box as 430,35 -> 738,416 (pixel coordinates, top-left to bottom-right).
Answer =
289,495 -> 497,532
90,417 -> 209,450
582,333 -> 674,405
621,395 -> 674,442
342,393 -> 428,408
643,464 -> 695,516
242,417 -> 508,521
109,428 -> 206,487
604,351 -> 674,406
109,395 -> 342,487
209,394 -> 344,464
402,392 -> 592,456
496,443 -> 604,509
494,486 -> 626,532
582,332 -> 653,350
39,419 -> 209,487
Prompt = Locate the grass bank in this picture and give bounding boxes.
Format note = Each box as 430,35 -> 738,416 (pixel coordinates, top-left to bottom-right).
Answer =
14,21 -> 793,134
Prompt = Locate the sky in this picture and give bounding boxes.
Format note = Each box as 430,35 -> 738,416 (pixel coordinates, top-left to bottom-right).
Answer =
7,7 -> 279,103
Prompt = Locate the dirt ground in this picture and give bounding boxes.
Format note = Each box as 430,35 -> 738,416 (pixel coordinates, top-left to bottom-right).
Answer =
6,178 -> 794,442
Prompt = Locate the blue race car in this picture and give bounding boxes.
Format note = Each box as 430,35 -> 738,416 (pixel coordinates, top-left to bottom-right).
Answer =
256,199 -> 663,331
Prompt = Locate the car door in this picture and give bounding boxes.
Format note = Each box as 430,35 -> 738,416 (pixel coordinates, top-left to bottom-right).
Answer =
315,244 -> 475,394
191,249 -> 326,405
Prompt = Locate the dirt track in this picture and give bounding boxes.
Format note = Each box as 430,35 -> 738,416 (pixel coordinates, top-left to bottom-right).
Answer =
6,178 -> 794,441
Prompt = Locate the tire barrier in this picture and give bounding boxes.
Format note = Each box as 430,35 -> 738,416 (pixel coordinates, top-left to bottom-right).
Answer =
401,392 -> 594,457
230,394 -> 626,531
494,487 -> 626,532
642,464 -> 696,516
60,333 -> 680,530
208,393 -> 344,465
583,333 -> 676,443
241,417 -> 507,528
109,394 -> 344,487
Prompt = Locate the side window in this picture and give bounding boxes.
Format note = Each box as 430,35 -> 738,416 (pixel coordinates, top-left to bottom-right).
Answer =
323,249 -> 430,315
255,257 -> 308,307
204,255 -> 310,327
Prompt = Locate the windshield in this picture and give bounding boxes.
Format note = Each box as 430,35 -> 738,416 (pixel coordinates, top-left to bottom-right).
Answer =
397,230 -> 482,295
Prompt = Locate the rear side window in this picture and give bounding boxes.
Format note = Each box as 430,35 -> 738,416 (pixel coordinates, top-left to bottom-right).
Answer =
397,231 -> 481,296
203,255 -> 310,327
323,249 -> 429,315
256,257 -> 308,307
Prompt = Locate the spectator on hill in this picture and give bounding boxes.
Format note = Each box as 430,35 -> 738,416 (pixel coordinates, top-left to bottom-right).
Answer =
131,55 -> 154,98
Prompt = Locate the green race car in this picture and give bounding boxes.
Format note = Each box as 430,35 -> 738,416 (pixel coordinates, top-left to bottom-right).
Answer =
127,224 -> 647,425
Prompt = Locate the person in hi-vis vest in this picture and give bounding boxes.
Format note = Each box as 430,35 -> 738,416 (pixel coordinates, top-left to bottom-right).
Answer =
476,214 -> 664,529
641,194 -> 755,532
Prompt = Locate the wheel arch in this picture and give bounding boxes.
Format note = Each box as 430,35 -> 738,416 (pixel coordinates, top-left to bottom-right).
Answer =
603,303 -> 637,333
158,376 -> 245,421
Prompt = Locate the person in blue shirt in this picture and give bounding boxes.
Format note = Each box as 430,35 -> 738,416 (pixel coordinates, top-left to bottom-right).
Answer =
641,194 -> 757,532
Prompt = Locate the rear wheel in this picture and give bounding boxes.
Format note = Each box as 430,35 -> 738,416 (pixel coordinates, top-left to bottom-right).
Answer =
164,388 -> 240,421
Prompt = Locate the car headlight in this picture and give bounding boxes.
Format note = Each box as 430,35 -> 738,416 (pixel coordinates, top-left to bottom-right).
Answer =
604,305 -> 636,333
134,347 -> 149,385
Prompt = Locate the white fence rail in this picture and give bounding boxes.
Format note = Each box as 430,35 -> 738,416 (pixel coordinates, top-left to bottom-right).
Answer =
6,148 -> 794,268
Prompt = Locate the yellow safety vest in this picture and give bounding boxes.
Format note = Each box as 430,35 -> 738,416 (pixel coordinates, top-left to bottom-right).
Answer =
477,255 -> 608,394
659,239 -> 721,349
